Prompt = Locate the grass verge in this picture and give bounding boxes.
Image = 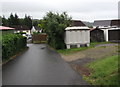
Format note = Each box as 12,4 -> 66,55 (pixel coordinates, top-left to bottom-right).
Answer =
57,42 -> 111,55
83,55 -> 119,86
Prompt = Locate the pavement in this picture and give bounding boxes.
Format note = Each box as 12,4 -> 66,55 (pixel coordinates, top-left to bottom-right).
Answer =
2,44 -> 89,85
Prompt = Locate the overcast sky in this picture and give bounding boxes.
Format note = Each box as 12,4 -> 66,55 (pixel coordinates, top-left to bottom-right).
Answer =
0,0 -> 119,22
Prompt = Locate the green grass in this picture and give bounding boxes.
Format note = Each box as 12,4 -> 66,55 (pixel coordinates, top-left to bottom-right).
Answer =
33,41 -> 47,44
84,55 -> 119,86
57,42 -> 111,55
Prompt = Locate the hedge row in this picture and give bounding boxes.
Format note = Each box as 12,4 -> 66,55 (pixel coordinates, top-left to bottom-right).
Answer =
2,34 -> 27,61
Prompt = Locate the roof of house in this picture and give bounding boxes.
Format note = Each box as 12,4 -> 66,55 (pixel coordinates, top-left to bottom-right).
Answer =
34,26 -> 41,30
111,20 -> 120,27
12,25 -> 30,30
93,19 -> 120,27
0,26 -> 15,30
93,20 -> 111,26
71,20 -> 86,26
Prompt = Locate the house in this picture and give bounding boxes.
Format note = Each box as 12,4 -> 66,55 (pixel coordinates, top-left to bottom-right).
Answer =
93,19 -> 120,42
31,26 -> 37,34
34,26 -> 42,33
90,28 -> 104,42
13,25 -> 31,35
65,20 -> 90,49
31,26 -> 42,34
0,26 -> 15,35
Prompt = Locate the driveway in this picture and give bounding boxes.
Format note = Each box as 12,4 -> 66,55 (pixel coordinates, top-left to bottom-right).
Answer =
2,44 -> 89,85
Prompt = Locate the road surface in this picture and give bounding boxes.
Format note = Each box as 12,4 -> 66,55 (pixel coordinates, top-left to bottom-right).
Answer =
3,44 -> 89,85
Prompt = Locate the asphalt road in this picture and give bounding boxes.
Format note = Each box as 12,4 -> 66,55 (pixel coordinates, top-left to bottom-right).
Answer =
2,44 -> 89,85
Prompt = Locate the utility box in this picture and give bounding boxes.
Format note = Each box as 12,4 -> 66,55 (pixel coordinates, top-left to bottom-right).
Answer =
65,26 -> 90,49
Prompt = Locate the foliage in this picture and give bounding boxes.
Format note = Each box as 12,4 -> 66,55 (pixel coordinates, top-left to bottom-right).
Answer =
84,55 -> 119,86
23,15 -> 32,29
40,12 -> 72,49
33,31 -> 40,34
16,31 -> 26,35
8,13 -> 20,26
2,34 -> 27,61
2,14 -> 32,29
2,15 -> 9,26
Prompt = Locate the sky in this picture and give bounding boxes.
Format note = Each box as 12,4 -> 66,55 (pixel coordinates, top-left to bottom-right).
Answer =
0,0 -> 119,22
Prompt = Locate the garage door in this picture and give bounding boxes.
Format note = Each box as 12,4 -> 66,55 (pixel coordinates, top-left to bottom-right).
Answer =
108,30 -> 120,41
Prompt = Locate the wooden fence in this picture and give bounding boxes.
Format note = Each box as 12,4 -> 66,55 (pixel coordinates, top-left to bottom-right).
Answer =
32,33 -> 47,43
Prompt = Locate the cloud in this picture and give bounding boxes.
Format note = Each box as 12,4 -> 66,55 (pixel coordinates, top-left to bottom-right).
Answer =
0,0 -> 119,22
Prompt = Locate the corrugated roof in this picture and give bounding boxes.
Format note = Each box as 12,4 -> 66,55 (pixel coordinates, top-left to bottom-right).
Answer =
93,20 -> 111,26
0,26 -> 15,30
93,19 -> 120,27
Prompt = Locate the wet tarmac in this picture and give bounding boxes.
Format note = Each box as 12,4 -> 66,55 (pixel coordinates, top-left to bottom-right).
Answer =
2,44 -> 89,85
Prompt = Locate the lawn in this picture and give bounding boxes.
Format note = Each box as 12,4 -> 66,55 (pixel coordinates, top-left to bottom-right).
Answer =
57,42 -> 112,55
84,55 -> 119,86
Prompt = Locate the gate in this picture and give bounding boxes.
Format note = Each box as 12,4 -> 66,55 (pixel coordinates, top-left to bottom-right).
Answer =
32,33 -> 47,43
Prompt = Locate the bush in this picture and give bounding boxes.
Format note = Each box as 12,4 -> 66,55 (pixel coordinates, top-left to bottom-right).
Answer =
40,12 -> 72,49
2,34 -> 27,61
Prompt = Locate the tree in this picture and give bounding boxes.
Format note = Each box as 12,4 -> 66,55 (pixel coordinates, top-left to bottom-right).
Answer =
41,12 -> 72,49
23,15 -> 32,29
14,13 -> 19,25
8,13 -> 20,26
2,15 -> 9,26
33,19 -> 39,26
8,13 -> 15,26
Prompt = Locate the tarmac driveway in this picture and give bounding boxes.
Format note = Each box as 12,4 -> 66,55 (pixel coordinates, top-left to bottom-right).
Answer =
2,44 -> 89,85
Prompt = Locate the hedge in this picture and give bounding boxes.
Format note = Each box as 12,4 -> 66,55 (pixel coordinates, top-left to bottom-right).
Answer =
2,34 -> 27,61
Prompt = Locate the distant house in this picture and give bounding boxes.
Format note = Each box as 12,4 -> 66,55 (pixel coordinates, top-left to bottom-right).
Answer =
0,26 -> 15,34
93,19 -> 120,42
90,28 -> 104,42
31,26 -> 42,34
13,25 -> 31,35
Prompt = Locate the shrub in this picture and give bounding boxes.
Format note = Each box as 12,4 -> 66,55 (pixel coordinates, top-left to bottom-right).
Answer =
2,34 -> 27,61
40,12 -> 72,49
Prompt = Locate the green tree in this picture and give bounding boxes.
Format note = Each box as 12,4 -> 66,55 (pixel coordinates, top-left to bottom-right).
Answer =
14,13 -> 19,25
41,12 -> 72,49
23,15 -> 32,29
0,16 -> 2,26
8,13 -> 20,26
8,13 -> 15,26
2,15 -> 9,26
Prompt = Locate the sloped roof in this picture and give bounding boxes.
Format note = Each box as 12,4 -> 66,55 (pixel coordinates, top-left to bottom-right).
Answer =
34,26 -> 41,30
12,25 -> 30,30
0,26 -> 15,30
71,20 -> 86,26
93,19 -> 120,27
93,20 -> 111,26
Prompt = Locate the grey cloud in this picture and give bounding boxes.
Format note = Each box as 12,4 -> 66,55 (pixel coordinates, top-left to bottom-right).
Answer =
1,0 -> 119,22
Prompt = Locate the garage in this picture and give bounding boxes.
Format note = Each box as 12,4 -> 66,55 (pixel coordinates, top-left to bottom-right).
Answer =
108,29 -> 120,42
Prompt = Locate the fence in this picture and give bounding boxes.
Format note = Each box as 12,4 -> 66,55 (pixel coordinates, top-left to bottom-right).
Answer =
32,33 -> 47,43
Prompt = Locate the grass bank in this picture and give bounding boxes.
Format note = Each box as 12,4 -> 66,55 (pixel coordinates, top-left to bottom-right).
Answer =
57,42 -> 111,55
84,55 -> 119,86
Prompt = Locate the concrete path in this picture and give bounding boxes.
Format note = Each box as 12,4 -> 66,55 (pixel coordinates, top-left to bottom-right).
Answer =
2,44 -> 89,85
